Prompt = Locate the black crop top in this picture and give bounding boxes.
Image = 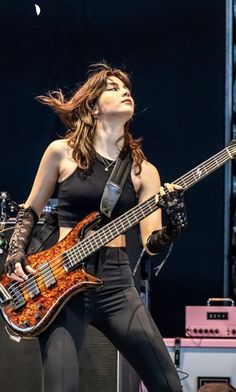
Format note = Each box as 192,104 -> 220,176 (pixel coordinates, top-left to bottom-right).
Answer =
57,154 -> 138,227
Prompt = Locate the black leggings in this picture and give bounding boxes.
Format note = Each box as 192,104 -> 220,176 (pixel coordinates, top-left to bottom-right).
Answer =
38,248 -> 182,392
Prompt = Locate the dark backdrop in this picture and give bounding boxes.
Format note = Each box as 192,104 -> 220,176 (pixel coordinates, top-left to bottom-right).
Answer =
0,0 -> 227,338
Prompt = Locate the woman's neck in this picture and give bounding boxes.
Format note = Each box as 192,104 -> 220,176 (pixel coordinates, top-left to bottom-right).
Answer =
93,121 -> 125,160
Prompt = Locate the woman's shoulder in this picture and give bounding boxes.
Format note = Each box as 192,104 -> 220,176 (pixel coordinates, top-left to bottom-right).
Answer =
47,138 -> 68,151
141,159 -> 160,178
137,159 -> 161,196
45,138 -> 71,157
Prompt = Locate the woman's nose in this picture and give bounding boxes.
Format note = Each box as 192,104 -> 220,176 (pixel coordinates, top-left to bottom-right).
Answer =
122,89 -> 130,97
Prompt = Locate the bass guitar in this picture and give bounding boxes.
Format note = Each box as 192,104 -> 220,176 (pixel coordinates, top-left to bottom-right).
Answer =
0,141 -> 236,338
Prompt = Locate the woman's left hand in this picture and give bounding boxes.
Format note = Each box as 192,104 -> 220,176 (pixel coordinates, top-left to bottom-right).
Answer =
157,182 -> 188,234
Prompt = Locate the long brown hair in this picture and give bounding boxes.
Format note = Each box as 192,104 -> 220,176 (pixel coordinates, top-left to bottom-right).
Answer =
37,63 -> 145,173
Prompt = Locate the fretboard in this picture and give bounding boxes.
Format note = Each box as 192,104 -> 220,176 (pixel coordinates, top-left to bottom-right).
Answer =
66,143 -> 235,268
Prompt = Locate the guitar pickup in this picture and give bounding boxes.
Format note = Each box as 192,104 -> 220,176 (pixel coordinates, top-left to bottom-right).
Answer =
25,275 -> 40,298
39,262 -> 56,288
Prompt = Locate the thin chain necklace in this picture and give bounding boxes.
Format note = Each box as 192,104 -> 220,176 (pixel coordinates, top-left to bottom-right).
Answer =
100,156 -> 116,171
96,152 -> 116,171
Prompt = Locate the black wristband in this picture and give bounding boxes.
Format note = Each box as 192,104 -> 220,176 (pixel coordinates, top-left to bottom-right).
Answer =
146,227 -> 174,255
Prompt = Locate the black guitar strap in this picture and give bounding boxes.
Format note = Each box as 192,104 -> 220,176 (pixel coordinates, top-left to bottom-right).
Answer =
100,150 -> 131,218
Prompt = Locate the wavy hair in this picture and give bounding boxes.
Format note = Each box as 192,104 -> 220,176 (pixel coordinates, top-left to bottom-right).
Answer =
37,63 -> 145,173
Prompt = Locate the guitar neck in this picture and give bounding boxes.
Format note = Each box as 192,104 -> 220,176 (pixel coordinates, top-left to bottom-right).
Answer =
67,145 -> 233,265
172,145 -> 233,191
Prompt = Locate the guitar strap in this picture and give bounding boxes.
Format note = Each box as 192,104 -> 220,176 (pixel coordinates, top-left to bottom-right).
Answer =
26,151 -> 131,255
100,150 -> 131,218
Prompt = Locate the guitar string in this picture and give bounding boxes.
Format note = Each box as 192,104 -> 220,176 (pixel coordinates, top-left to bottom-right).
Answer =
174,148 -> 232,187
8,147 -> 232,304
8,148 -> 233,305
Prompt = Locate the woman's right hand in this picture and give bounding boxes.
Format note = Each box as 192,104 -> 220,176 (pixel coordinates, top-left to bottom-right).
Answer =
5,250 -> 34,282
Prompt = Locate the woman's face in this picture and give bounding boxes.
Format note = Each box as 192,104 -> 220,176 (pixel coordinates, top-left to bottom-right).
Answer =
95,76 -> 134,123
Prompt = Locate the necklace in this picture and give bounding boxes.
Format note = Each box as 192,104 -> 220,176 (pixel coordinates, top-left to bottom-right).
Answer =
96,152 -> 116,171
100,156 -> 116,171
96,151 -> 117,171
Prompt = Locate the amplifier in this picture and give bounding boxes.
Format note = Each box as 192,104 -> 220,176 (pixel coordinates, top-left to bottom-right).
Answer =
185,298 -> 236,338
164,338 -> 236,392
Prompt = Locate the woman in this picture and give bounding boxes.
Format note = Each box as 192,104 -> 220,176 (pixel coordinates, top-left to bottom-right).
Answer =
5,63 -> 186,391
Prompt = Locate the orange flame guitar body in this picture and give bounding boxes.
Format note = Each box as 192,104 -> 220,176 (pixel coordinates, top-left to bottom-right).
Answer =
0,212 -> 103,338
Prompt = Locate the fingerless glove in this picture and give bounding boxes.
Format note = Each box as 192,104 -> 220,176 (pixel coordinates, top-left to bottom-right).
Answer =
146,189 -> 187,255
5,207 -> 38,275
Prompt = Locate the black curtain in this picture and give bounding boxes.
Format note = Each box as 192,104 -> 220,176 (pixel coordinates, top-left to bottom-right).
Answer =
0,0 -> 227,337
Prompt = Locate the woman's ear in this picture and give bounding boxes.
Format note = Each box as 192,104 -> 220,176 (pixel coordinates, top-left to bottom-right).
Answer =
92,105 -> 99,116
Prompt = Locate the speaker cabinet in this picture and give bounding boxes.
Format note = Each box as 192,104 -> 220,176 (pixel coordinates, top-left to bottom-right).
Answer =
79,326 -> 139,392
0,321 -> 139,392
165,338 -> 236,392
79,325 -> 117,391
0,317 -> 42,392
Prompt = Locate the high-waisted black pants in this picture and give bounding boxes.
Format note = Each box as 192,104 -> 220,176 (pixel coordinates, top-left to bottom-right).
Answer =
38,247 -> 182,392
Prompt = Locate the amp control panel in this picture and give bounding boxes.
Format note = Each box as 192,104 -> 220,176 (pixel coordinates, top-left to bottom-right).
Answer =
185,305 -> 236,338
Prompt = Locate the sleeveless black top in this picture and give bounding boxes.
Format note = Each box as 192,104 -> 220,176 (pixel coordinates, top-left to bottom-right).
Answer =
57,154 -> 138,227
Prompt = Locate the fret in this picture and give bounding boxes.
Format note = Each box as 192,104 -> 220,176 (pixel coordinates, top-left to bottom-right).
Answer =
179,176 -> 188,189
190,169 -> 199,183
83,245 -> 95,259
138,208 -> 147,219
213,156 -> 221,167
106,224 -> 114,237
226,146 -> 233,159
82,243 -> 91,257
146,202 -> 154,213
83,241 -> 94,258
64,252 -> 74,271
69,252 -> 77,267
103,231 -> 110,242
194,165 -> 206,179
142,199 -> 156,216
126,215 -> 132,226
114,225 -> 120,235
123,215 -> 133,229
119,220 -> 126,232
175,149 -> 230,191
129,210 -> 139,224
93,235 -> 103,250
